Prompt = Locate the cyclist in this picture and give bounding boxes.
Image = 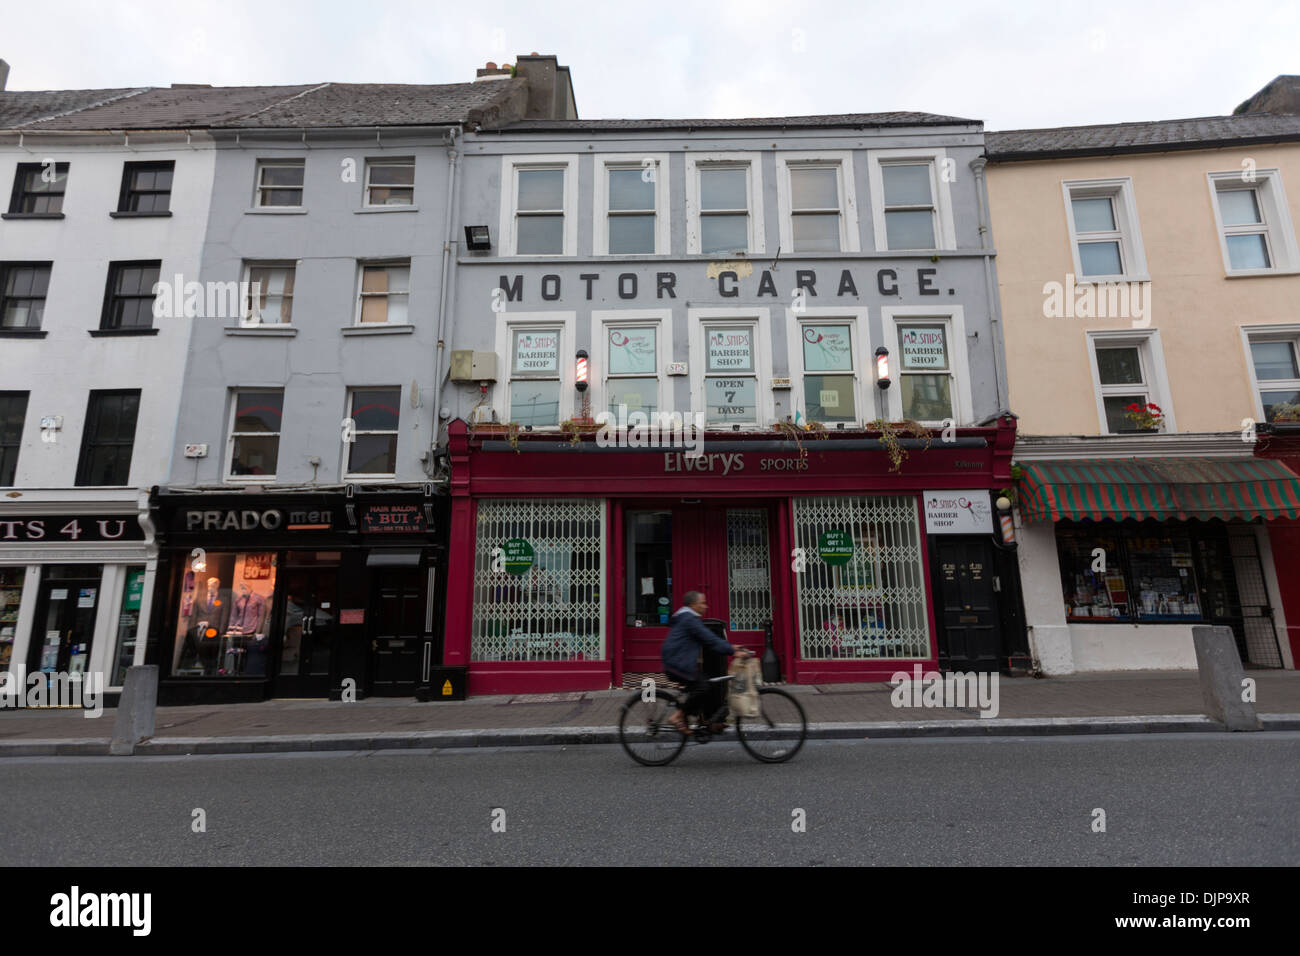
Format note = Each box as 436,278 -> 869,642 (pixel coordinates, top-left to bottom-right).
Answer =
661,590 -> 753,735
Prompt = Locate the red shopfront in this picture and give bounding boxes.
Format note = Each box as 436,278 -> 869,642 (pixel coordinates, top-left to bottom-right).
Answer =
1255,423 -> 1300,666
444,417 -> 1020,695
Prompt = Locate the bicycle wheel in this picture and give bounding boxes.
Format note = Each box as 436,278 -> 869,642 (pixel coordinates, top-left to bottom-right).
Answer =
619,687 -> 688,766
736,687 -> 807,763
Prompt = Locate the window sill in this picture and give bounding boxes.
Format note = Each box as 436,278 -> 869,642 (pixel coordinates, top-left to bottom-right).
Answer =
0,328 -> 48,338
356,206 -> 419,214
344,474 -> 397,481
225,325 -> 298,337
110,210 -> 172,219
1,212 -> 64,220
1225,268 -> 1300,278
341,324 -> 415,336
226,477 -> 278,484
89,328 -> 160,337
246,207 -> 307,215
1070,274 -> 1151,284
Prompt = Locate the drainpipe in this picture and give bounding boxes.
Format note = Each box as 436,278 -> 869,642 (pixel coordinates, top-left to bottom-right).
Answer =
970,155 -> 1008,414
430,128 -> 461,473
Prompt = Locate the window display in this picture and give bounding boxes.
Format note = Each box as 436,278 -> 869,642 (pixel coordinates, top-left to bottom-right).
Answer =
172,553 -> 277,677
0,567 -> 24,672
1057,524 -> 1203,623
111,567 -> 145,686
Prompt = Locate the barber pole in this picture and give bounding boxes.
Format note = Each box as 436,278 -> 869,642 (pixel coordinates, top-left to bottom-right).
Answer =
1000,512 -> 1015,544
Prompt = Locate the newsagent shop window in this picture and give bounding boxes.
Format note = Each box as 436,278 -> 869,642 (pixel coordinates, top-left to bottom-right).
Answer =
171,553 -> 278,678
471,499 -> 604,662
509,327 -> 562,427
793,495 -> 929,660
1055,524 -> 1204,623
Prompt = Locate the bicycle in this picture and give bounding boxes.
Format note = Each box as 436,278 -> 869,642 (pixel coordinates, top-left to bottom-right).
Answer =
619,671 -> 808,766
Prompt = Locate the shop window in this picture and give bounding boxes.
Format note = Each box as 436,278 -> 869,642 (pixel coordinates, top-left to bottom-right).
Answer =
597,156 -> 667,255
1245,331 -> 1300,422
727,509 -> 771,630
509,326 -> 562,426
799,322 -> 857,422
117,161 -> 174,214
100,261 -> 161,331
625,510 -> 673,625
356,262 -> 410,325
793,495 -> 928,660
345,387 -> 400,477
471,498 -> 604,661
254,159 -> 304,208
704,325 -> 758,425
1062,178 -> 1148,280
0,391 -> 28,486
686,154 -> 763,255
364,158 -> 415,206
605,324 -> 660,417
8,162 -> 68,215
1207,169 -> 1299,275
242,262 -> 295,325
228,389 -> 283,479
171,552 -> 278,678
2,262 -> 52,330
75,389 -> 140,487
502,156 -> 577,256
898,323 -> 954,423
1056,524 -> 1203,622
0,567 -> 24,672
110,567 -> 146,687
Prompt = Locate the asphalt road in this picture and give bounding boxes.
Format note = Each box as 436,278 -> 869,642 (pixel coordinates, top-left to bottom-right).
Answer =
2,733 -> 1297,866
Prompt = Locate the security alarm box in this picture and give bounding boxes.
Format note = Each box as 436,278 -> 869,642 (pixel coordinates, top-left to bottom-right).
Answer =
450,350 -> 498,382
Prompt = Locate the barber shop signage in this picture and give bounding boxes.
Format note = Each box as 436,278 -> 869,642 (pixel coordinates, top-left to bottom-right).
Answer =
361,504 -> 426,534
923,490 -> 994,534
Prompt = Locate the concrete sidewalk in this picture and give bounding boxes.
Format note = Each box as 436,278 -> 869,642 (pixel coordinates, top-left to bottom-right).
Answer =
2,670 -> 1298,756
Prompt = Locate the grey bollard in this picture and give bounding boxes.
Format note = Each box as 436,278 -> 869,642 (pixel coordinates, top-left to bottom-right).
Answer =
1191,626 -> 1261,731
110,665 -> 159,755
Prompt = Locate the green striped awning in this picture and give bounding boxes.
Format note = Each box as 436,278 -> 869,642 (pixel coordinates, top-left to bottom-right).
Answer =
1017,457 -> 1300,522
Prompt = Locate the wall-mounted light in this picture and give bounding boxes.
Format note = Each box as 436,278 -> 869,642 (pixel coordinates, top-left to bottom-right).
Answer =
575,349 -> 589,391
874,346 -> 891,390
464,225 -> 492,250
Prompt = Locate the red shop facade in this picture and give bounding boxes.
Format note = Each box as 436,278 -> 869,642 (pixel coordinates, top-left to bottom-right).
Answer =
443,416 -> 1025,696
1255,422 -> 1300,665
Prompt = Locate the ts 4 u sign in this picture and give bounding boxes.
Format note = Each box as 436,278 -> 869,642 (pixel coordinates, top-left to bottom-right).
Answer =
0,516 -> 145,542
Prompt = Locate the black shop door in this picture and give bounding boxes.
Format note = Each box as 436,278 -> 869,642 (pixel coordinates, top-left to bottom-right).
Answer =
932,537 -> 1001,673
369,568 -> 424,696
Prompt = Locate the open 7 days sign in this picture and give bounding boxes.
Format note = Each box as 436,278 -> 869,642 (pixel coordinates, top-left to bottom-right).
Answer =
924,491 -> 994,535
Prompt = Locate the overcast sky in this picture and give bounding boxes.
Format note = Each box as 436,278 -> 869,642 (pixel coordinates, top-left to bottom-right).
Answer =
4,0 -> 1296,130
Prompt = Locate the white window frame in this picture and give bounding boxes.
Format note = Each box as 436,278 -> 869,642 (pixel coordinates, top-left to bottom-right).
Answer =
354,260 -> 411,326
225,388 -> 284,483
253,159 -> 305,209
240,261 -> 296,326
866,148 -> 956,252
879,306 -> 973,427
1240,323 -> 1300,423
1061,178 -> 1149,282
363,157 -> 416,208
688,307 -> 774,428
500,154 -> 579,257
593,154 -> 670,256
783,307 -> 871,425
343,387 -> 401,480
1084,329 -> 1176,435
776,152 -> 860,254
1207,169 -> 1300,276
493,311 -> 578,427
685,153 -> 765,256
590,309 -> 672,419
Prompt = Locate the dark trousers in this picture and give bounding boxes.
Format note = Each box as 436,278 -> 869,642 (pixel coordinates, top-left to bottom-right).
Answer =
668,669 -> 724,721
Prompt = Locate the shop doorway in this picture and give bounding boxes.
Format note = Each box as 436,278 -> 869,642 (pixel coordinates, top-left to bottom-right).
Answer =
369,567 -> 424,696
274,565 -> 339,698
931,538 -> 1003,672
27,566 -> 102,677
621,502 -> 774,684
1196,527 -> 1284,668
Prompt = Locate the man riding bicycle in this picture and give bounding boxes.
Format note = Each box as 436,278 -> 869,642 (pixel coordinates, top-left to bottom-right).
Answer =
661,590 -> 753,735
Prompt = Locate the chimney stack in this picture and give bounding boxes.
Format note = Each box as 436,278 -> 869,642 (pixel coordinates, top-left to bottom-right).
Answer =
475,61 -> 513,81
0,60 -> 10,92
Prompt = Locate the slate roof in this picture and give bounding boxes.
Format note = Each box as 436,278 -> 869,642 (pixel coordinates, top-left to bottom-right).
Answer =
491,111 -> 978,132
0,80 -> 526,131
986,112 -> 1300,161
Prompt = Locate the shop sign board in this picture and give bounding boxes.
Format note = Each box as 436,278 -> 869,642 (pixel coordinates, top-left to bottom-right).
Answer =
923,490 -> 993,534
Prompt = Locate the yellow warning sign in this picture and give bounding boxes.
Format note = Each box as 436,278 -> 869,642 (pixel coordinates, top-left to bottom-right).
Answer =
442,679 -> 453,696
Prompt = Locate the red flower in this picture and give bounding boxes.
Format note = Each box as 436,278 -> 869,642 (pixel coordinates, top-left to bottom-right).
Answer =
1126,403 -> 1139,411
1146,403 -> 1162,414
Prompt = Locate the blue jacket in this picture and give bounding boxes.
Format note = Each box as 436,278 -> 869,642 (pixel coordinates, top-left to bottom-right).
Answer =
661,608 -> 735,680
